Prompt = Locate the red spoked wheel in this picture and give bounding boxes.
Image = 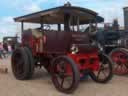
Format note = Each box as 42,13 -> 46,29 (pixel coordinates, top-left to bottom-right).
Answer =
109,48 -> 128,75
51,56 -> 80,94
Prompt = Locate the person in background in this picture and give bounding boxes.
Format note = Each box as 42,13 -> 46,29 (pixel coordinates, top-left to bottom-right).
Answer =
8,44 -> 12,55
3,43 -> 8,58
3,42 -> 8,52
0,43 -> 4,58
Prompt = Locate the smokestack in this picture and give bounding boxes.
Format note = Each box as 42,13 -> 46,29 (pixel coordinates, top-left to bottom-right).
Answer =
123,7 -> 128,30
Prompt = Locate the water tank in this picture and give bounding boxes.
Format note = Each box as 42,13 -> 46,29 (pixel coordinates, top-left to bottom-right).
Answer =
124,7 -> 128,30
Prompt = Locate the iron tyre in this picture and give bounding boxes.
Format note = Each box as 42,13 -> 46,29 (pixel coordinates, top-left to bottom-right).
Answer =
24,47 -> 35,79
51,56 -> 80,94
90,53 -> 113,83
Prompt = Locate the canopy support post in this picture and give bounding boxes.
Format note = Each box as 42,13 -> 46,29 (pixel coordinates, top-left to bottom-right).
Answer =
64,14 -> 70,31
72,16 -> 75,32
77,16 -> 80,32
41,23 -> 44,29
21,21 -> 24,34
89,21 -> 92,32
41,17 -> 44,30
58,24 -> 61,31
95,19 -> 98,31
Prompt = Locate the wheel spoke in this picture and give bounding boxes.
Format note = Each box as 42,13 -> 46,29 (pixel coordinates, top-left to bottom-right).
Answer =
124,64 -> 128,70
115,64 -> 120,71
97,69 -> 101,79
101,71 -> 107,78
60,78 -> 65,88
120,65 -> 124,71
121,64 -> 127,73
96,63 -> 102,75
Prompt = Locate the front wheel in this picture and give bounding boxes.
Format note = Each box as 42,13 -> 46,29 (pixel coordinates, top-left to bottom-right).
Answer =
51,56 -> 80,94
90,53 -> 113,83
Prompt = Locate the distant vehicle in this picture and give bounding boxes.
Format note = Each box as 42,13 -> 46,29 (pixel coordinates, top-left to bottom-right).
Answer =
3,36 -> 19,50
95,21 -> 128,76
108,31 -> 128,75
11,3 -> 113,93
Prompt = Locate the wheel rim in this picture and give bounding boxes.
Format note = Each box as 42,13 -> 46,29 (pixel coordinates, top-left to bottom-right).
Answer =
12,51 -> 25,76
111,51 -> 128,75
92,55 -> 111,81
52,59 -> 74,91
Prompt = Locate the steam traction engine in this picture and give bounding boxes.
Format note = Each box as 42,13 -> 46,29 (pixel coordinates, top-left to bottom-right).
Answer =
11,4 -> 113,93
109,31 -> 128,75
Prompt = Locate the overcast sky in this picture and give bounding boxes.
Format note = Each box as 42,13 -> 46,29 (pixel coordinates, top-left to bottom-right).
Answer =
0,0 -> 127,41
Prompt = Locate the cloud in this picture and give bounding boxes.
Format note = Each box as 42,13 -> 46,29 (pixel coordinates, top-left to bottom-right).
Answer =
95,2 -> 125,26
22,3 -> 41,13
0,0 -> 44,41
9,0 -> 42,14
0,16 -> 14,24
0,27 -> 16,41
0,16 -> 18,41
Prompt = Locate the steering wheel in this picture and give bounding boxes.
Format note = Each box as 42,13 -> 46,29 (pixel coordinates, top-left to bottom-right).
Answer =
84,25 -> 97,33
43,24 -> 51,30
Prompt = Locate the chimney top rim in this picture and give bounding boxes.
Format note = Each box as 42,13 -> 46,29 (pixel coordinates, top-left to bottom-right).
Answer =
123,7 -> 128,10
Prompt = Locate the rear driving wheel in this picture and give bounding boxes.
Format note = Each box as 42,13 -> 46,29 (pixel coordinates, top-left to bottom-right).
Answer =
51,56 -> 80,94
109,48 -> 128,75
90,53 -> 113,83
11,47 -> 34,80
